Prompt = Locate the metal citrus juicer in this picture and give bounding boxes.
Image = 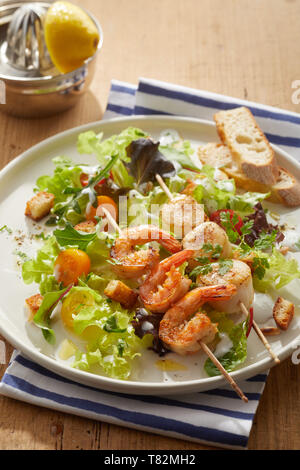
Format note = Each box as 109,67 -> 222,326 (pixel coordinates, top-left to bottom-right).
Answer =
0,1 -> 103,117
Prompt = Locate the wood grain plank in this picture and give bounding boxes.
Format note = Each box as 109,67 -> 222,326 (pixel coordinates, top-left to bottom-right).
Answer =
0,0 -> 300,451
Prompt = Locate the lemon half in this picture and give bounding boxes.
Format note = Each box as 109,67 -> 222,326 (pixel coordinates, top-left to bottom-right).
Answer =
44,1 -> 100,74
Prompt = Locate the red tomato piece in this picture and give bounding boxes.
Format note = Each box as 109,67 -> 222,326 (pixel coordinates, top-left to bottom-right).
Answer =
210,209 -> 243,235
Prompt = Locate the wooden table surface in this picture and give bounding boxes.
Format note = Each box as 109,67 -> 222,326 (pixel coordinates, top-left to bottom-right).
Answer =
0,0 -> 299,450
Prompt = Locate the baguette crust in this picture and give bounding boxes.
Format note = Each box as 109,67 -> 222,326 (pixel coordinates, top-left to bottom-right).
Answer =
270,167 -> 300,207
273,296 -> 294,330
224,166 -> 271,193
214,107 -> 279,185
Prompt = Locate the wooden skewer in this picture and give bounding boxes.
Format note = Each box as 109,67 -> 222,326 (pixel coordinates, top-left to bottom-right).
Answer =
156,174 -> 173,200
199,341 -> 248,402
240,302 -> 280,364
101,207 -> 122,234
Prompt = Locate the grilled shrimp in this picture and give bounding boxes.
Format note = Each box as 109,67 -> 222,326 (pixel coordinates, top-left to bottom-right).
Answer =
159,284 -> 237,355
110,225 -> 182,279
182,221 -> 232,269
197,259 -> 254,313
161,194 -> 205,239
139,249 -> 194,313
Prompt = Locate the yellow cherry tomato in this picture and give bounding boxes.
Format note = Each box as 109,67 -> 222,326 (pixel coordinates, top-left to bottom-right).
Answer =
85,195 -> 118,223
61,289 -> 94,329
54,248 -> 91,287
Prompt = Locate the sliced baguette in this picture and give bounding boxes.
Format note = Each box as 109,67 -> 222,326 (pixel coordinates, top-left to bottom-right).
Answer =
269,167 -> 300,206
198,142 -> 271,193
214,107 -> 279,185
224,166 -> 271,193
198,142 -> 232,168
198,141 -> 300,207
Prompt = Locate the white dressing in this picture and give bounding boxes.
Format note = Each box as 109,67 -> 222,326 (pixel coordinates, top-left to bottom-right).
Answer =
252,292 -> 274,324
214,333 -> 233,358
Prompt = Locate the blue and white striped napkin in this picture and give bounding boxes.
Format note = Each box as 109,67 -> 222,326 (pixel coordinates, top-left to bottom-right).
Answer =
2,77 -> 300,449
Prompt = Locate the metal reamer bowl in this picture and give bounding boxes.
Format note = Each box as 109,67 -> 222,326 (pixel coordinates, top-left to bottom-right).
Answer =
0,1 -> 103,118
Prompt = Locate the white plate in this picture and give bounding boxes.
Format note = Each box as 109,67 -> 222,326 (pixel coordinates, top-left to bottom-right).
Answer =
0,115 -> 300,396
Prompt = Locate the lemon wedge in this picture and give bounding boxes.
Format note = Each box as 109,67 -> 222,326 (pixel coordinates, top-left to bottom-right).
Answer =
44,1 -> 100,74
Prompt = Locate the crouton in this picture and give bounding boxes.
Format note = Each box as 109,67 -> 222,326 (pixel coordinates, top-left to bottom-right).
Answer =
214,107 -> 279,185
25,293 -> 43,322
104,280 -> 138,309
25,191 -> 55,221
273,296 -> 294,330
74,220 -> 96,233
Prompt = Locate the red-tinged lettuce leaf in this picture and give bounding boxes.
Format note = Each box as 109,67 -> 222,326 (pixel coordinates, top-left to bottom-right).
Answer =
126,138 -> 175,185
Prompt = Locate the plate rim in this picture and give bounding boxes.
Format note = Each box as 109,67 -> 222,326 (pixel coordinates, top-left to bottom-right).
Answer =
1,114 -> 300,396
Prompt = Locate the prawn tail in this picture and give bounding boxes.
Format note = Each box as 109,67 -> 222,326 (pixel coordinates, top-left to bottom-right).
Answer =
198,284 -> 237,301
155,228 -> 182,253
160,249 -> 195,271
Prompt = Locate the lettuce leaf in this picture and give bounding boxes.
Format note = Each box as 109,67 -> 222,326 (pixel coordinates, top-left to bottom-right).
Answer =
159,140 -> 199,171
193,165 -> 269,214
54,223 -> 97,250
67,286 -> 148,380
253,249 -> 300,292
77,127 -> 148,189
204,311 -> 248,376
22,236 -> 60,292
36,157 -> 82,204
33,286 -> 71,344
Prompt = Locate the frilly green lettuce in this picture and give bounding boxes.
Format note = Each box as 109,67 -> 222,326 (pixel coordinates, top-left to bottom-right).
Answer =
193,165 -> 269,214
36,157 -> 82,204
253,248 -> 300,292
69,286 -> 150,380
22,236 -> 61,294
77,127 -> 148,189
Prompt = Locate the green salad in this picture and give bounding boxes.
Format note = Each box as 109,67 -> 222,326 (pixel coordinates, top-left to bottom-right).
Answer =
22,127 -> 300,381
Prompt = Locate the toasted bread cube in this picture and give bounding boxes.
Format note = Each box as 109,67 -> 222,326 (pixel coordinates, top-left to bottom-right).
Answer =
74,220 -> 96,233
25,191 -> 55,221
273,296 -> 294,330
104,280 -> 138,309
25,293 -> 43,322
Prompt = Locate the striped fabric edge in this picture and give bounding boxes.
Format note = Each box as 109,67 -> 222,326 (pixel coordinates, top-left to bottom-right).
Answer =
103,79 -> 137,119
0,352 -> 268,449
134,78 -> 300,154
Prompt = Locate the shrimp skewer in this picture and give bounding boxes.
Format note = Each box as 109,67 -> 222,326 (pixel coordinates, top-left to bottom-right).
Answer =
159,283 -> 248,402
197,260 -> 254,313
159,284 -> 236,354
139,249 -> 194,313
197,260 -> 280,363
102,208 -> 248,400
110,224 -> 182,279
